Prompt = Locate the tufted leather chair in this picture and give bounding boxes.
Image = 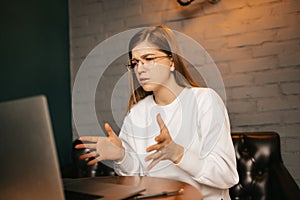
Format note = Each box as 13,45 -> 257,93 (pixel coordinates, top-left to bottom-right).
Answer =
230,132 -> 300,200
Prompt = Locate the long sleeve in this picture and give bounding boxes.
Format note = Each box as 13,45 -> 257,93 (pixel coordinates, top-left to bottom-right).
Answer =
113,147 -> 142,176
176,130 -> 239,188
112,87 -> 239,199
176,88 -> 239,188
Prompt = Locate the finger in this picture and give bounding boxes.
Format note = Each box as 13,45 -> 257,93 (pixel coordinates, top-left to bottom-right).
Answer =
75,143 -> 96,149
75,144 -> 86,149
78,136 -> 99,142
156,114 -> 166,130
155,114 -> 170,143
104,123 -> 117,138
79,151 -> 98,160
145,150 -> 162,162
87,158 -> 101,166
146,143 -> 165,152
146,157 -> 163,172
155,134 -> 167,143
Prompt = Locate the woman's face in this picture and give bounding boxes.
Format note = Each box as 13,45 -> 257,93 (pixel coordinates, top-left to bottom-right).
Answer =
131,41 -> 173,92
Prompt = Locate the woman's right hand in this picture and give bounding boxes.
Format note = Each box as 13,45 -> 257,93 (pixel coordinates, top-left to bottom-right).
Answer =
75,123 -> 125,165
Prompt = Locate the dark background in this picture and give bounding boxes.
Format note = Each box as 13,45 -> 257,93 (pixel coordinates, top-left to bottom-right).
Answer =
0,0 -> 72,168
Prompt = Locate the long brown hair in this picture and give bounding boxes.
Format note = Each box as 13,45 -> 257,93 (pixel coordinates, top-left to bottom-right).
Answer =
127,25 -> 200,112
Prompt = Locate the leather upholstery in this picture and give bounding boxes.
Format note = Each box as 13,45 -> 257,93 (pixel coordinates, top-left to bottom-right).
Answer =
230,132 -> 300,200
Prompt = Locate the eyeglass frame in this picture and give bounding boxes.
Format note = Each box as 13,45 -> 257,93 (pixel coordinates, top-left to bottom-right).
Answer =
126,54 -> 172,71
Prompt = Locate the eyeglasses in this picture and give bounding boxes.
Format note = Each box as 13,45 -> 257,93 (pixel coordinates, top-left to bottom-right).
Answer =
126,54 -> 171,71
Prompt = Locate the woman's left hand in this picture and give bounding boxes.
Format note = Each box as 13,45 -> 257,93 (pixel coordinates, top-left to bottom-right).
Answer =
145,114 -> 184,171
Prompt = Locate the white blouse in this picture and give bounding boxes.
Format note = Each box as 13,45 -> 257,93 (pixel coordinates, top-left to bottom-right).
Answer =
114,87 -> 239,200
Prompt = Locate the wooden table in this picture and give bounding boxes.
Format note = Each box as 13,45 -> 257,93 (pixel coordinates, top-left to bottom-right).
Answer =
95,176 -> 202,199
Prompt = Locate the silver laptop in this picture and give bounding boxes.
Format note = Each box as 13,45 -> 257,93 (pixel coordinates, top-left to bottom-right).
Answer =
0,95 -> 65,200
0,95 -> 145,200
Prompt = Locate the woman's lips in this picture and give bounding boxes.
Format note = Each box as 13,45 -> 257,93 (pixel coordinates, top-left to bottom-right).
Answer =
139,78 -> 150,84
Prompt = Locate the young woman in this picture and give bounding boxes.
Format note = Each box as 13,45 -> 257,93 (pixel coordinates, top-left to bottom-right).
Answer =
76,25 -> 239,199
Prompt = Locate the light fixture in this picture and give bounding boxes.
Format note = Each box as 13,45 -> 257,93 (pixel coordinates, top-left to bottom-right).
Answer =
177,0 -> 220,6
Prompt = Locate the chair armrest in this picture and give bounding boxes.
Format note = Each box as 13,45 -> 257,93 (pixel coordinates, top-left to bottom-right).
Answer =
271,162 -> 300,200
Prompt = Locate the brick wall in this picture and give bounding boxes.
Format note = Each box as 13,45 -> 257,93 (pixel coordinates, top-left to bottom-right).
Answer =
69,0 -> 300,185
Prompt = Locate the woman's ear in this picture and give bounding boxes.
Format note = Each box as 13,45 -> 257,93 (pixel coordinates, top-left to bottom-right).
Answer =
170,62 -> 175,72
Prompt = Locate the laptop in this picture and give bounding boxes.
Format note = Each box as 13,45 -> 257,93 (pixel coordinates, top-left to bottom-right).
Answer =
0,95 -> 145,200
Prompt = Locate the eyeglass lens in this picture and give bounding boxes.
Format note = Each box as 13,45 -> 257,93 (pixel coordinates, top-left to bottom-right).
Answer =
127,55 -> 170,70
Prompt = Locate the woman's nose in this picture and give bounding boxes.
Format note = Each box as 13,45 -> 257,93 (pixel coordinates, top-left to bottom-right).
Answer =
136,61 -> 146,73
137,59 -> 145,67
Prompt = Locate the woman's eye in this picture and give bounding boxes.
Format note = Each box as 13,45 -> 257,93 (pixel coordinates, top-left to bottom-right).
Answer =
144,57 -> 155,61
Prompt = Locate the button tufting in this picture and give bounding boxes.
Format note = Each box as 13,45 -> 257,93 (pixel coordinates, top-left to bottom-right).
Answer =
230,132 -> 300,200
